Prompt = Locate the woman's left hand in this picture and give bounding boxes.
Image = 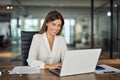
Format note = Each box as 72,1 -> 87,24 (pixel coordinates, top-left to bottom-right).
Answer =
44,63 -> 62,69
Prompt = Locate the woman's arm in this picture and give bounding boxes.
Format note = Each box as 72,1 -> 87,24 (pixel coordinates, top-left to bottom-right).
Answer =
60,36 -> 68,63
27,34 -> 45,68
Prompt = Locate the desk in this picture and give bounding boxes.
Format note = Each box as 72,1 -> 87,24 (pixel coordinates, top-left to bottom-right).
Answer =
0,65 -> 120,80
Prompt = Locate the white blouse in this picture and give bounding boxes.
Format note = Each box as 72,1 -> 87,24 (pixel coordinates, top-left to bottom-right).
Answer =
27,32 -> 67,69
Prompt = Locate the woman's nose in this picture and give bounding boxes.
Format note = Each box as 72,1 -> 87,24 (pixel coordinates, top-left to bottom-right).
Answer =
54,26 -> 58,30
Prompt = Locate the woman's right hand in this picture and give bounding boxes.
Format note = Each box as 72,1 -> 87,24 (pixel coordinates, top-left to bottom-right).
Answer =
45,63 -> 62,69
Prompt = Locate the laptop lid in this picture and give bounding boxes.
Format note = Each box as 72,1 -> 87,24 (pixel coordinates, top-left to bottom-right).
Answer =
60,49 -> 102,76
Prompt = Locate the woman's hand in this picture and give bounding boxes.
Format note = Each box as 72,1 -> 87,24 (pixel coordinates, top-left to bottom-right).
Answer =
45,63 -> 62,69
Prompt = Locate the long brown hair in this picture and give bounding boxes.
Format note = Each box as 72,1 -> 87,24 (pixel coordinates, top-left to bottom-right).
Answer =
39,11 -> 64,35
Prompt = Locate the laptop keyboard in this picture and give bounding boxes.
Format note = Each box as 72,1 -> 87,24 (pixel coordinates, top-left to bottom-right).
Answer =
49,69 -> 61,75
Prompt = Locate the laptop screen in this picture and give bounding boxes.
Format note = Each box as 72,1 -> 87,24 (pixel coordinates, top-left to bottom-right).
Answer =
60,49 -> 102,76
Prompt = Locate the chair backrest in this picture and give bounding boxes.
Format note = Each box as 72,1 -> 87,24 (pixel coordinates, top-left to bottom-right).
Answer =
21,31 -> 38,65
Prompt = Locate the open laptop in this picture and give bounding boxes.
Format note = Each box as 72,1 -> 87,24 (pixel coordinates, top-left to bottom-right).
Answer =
49,49 -> 102,76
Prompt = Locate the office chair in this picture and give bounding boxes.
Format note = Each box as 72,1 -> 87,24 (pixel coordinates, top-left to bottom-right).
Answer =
21,31 -> 38,65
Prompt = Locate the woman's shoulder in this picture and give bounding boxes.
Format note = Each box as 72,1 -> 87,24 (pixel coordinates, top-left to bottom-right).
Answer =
33,33 -> 43,38
56,35 -> 67,44
56,35 -> 65,40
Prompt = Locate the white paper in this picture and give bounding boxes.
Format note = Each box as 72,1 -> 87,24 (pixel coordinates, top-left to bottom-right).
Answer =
95,64 -> 120,74
9,66 -> 40,74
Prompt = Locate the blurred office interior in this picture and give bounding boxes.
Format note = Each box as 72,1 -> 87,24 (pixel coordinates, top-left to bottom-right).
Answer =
0,0 -> 120,65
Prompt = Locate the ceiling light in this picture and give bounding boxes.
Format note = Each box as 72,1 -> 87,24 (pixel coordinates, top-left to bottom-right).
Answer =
107,11 -> 111,16
6,5 -> 13,10
114,4 -> 117,7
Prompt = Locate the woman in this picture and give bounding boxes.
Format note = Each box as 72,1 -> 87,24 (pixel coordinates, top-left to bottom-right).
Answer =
27,11 -> 67,69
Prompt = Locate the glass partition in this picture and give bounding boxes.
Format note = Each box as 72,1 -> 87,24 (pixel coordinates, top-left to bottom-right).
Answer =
10,0 -> 120,59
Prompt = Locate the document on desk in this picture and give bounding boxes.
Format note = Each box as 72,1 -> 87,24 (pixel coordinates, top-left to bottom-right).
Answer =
9,66 -> 40,74
95,64 -> 120,74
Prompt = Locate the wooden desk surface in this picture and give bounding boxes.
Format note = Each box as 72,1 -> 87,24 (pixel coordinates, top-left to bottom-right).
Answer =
0,65 -> 120,80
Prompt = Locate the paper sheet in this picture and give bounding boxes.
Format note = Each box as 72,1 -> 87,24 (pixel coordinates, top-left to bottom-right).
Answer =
95,64 -> 120,74
9,66 -> 40,74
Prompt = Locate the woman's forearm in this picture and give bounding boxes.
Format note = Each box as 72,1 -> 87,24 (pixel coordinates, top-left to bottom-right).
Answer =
44,63 -> 62,69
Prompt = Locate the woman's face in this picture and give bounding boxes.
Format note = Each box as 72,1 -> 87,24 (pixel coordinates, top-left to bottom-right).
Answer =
46,19 -> 62,37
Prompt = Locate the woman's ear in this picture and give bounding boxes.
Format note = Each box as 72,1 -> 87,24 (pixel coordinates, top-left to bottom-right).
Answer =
46,22 -> 48,27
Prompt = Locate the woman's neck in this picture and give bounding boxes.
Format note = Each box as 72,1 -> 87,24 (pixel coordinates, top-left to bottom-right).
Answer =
46,32 -> 55,51
46,32 -> 54,40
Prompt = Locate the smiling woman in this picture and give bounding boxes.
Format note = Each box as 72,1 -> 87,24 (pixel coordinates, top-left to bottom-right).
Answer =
27,11 -> 67,70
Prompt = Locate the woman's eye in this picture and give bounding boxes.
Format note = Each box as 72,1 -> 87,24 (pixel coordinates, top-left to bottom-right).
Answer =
57,24 -> 61,27
51,23 -> 61,28
52,23 -> 56,26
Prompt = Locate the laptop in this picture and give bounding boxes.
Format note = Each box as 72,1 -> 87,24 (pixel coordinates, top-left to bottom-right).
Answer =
49,49 -> 102,76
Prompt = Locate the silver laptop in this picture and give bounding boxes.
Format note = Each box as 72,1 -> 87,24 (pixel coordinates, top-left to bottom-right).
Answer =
49,49 -> 102,76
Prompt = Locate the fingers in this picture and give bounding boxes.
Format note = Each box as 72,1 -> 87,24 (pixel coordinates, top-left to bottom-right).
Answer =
54,63 -> 62,69
55,63 -> 62,67
56,66 -> 61,69
49,64 -> 62,69
46,63 -> 62,70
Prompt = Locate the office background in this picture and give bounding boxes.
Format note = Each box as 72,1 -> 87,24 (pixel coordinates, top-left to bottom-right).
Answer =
0,0 -> 120,65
